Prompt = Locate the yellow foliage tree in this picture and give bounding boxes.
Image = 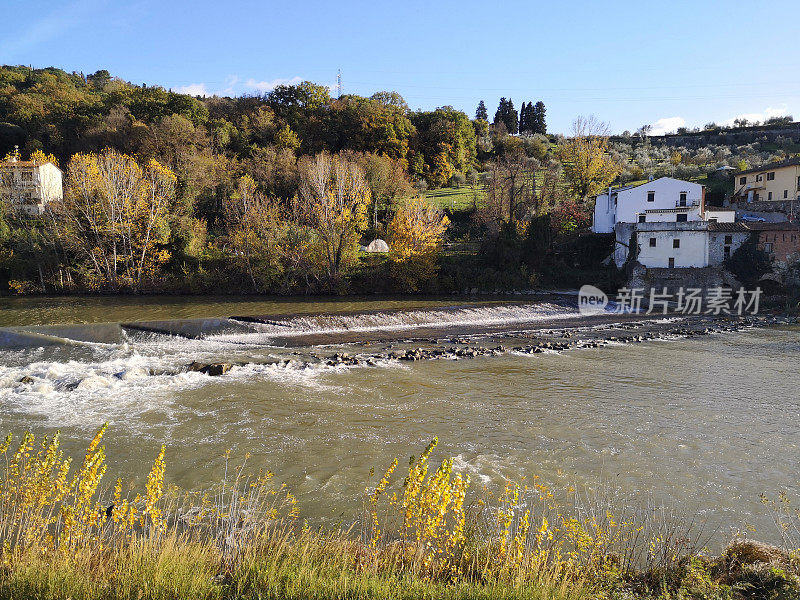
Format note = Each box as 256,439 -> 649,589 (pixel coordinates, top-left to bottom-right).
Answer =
49,149 -> 177,291
30,149 -> 59,168
297,152 -> 371,286
224,175 -> 285,291
387,196 -> 449,291
557,116 -> 622,201
429,148 -> 454,188
274,124 -> 301,152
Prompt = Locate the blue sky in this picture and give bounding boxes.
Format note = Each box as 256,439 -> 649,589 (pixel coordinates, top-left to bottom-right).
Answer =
2,0 -> 799,134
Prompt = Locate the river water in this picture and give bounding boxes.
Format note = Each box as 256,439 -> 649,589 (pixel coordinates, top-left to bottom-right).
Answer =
0,295 -> 797,547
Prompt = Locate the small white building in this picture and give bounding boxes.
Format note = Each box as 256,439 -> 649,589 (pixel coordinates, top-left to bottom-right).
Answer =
592,177 -> 706,233
592,177 -> 741,268
0,157 -> 63,216
634,222 -> 749,269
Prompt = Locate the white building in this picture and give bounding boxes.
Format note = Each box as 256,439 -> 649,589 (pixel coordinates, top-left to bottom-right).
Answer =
634,222 -> 748,269
592,177 -> 706,233
0,157 -> 63,216
592,177 -> 738,268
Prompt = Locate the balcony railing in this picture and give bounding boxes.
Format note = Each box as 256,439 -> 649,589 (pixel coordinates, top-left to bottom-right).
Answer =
675,200 -> 700,208
735,182 -> 765,195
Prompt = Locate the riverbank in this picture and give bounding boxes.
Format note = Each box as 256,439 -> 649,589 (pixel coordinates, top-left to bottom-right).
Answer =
2,300 -> 799,578
1,429 -> 799,600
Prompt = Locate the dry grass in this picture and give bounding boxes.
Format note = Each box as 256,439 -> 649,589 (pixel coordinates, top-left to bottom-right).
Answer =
0,427 -> 798,600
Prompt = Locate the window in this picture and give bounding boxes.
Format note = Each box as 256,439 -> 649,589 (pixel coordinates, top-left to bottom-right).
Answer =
764,242 -> 773,254
20,170 -> 32,182
757,174 -> 763,181
668,257 -> 675,268
649,237 -> 656,247
740,177 -> 747,185
768,191 -> 773,200
724,235 -> 732,244
724,246 -> 731,259
676,213 -> 688,222
784,190 -> 789,198
767,172 -> 775,181
708,217 -> 718,223
679,192 -> 687,206
755,193 -> 760,201
673,239 -> 680,248
647,191 -> 655,202
797,176 -> 800,189
638,214 -> 646,223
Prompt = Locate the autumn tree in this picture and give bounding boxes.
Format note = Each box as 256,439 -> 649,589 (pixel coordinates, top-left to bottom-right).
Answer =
387,196 -> 449,291
48,149 -> 177,291
325,94 -> 415,161
267,81 -> 331,145
557,116 -> 621,202
296,152 -> 371,287
550,199 -> 591,234
246,146 -> 299,200
224,175 -> 284,291
670,150 -> 682,175
274,124 -> 301,151
480,150 -> 541,236
411,107 -> 476,187
357,152 -> 413,230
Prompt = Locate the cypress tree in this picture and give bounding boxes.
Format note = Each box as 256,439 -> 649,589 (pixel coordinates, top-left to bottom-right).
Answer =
475,100 -> 488,121
533,101 -> 547,134
519,102 -> 528,133
494,98 -> 507,128
506,98 -> 518,134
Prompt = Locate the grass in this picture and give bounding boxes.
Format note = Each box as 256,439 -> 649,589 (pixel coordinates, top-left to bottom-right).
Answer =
425,186 -> 483,212
1,427 -> 800,600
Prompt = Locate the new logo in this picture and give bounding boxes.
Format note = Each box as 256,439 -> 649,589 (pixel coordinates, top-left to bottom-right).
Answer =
578,285 -> 608,315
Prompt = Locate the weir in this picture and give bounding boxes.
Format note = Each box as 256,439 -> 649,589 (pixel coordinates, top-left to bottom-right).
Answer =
0,301 -> 586,348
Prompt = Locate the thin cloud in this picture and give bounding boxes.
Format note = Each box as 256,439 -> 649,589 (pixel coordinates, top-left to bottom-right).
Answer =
174,83 -> 211,97
244,77 -> 303,93
174,76 -> 239,98
650,116 -> 685,136
721,106 -> 790,126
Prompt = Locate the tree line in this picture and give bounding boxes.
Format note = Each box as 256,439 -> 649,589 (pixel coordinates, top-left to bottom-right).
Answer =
0,65 -> 625,296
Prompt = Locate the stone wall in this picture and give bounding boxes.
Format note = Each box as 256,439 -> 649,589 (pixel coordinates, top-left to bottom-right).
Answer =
729,200 -> 797,218
628,263 -> 741,296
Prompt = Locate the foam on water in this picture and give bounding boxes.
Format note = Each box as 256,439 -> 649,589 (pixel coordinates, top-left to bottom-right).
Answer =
214,301 -> 595,344
0,301 -> 623,431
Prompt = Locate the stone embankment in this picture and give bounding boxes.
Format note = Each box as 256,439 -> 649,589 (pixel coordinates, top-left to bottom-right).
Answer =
176,313 -> 794,376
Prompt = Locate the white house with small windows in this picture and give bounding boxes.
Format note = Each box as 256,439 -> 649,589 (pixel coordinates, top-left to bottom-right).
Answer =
0,156 -> 63,216
592,177 -> 738,268
634,222 -> 749,269
592,177 -> 706,233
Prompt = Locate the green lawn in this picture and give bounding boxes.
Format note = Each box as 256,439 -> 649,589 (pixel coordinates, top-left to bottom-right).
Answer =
425,186 -> 483,211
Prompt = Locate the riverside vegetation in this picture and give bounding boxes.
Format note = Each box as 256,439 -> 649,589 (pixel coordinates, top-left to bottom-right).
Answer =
2,427 -> 800,599
3,65 -> 800,297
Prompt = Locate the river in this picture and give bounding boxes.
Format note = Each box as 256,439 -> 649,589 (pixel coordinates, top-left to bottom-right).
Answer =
0,294 -> 797,547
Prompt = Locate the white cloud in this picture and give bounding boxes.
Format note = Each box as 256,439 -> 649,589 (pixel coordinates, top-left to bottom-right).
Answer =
173,75 -> 320,98
174,76 -> 239,98
244,76 -> 303,93
174,83 -> 211,97
721,106 -> 789,126
650,116 -> 686,136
